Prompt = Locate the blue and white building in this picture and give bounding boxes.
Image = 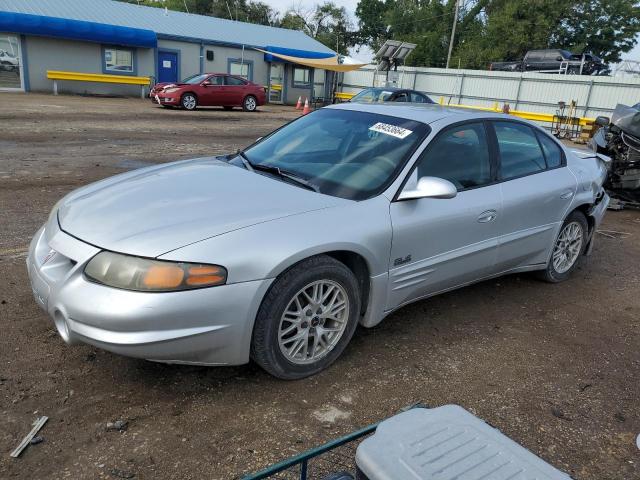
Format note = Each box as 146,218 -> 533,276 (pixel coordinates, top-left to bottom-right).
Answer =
0,0 -> 338,103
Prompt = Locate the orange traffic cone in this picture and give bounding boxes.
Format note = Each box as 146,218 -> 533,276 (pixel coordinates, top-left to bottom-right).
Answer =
302,98 -> 311,115
295,96 -> 303,110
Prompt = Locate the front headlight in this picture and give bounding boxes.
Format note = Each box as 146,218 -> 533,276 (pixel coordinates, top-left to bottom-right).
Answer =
164,88 -> 179,93
84,251 -> 227,292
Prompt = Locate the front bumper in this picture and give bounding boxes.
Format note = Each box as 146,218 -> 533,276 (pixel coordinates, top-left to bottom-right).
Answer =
585,191 -> 610,255
153,94 -> 178,105
26,219 -> 271,365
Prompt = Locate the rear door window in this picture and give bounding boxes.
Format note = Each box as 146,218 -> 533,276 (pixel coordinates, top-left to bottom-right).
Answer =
494,122 -> 547,180
225,76 -> 246,86
527,51 -> 544,62
410,92 -> 427,103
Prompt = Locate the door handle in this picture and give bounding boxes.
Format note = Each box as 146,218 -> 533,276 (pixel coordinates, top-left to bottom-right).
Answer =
477,210 -> 498,223
560,190 -> 574,200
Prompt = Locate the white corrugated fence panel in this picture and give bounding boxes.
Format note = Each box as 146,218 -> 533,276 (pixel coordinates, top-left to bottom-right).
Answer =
341,65 -> 640,119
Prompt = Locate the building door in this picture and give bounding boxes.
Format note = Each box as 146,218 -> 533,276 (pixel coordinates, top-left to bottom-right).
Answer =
268,63 -> 284,103
158,50 -> 178,83
0,34 -> 23,91
313,69 -> 325,100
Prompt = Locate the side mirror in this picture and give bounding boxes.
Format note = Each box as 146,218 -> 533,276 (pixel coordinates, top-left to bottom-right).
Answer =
398,176 -> 458,201
594,116 -> 610,127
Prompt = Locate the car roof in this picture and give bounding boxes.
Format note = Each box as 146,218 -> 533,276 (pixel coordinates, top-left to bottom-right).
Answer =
361,87 -> 425,93
326,102 -> 517,125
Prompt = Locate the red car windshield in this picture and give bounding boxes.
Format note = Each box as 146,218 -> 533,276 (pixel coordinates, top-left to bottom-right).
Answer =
182,74 -> 209,84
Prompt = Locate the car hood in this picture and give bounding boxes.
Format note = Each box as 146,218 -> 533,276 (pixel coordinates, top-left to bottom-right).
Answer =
58,157 -> 348,258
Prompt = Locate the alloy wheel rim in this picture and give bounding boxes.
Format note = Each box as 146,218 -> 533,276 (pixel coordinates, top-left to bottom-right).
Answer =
552,221 -> 583,273
246,97 -> 256,110
278,280 -> 349,365
183,95 -> 196,109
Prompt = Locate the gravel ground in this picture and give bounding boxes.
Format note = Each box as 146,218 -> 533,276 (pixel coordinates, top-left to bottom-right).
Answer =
0,93 -> 638,480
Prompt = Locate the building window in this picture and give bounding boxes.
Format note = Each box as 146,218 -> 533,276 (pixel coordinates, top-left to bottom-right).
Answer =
228,59 -> 253,80
292,66 -> 311,88
103,46 -> 136,75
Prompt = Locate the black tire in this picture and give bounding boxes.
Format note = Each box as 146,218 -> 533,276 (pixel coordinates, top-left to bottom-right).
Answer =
242,95 -> 258,112
251,255 -> 361,380
180,93 -> 197,110
538,210 -> 588,283
223,106 -> 233,111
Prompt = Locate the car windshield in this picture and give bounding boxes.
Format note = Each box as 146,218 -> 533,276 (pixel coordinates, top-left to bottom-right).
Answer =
351,88 -> 396,103
237,109 -> 429,200
182,74 -> 209,84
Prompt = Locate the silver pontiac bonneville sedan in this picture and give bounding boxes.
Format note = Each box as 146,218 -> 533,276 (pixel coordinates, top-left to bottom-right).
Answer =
28,103 -> 609,379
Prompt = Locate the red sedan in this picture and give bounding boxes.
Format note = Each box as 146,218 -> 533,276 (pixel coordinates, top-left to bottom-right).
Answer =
151,73 -> 266,112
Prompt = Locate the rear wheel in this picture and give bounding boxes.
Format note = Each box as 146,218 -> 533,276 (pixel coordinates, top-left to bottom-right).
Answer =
242,95 -> 257,112
181,93 -> 197,110
539,211 -> 588,282
251,255 -> 360,379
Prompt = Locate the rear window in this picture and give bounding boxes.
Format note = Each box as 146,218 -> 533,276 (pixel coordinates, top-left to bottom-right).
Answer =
537,132 -> 563,168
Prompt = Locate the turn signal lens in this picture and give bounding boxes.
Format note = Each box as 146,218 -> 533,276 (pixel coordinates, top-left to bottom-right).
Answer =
84,251 -> 227,292
185,265 -> 226,286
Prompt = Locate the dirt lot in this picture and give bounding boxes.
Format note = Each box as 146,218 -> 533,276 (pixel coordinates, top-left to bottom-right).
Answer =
0,93 -> 639,479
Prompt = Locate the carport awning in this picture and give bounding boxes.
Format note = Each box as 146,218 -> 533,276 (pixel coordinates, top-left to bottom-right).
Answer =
259,46 -> 367,72
0,11 -> 157,48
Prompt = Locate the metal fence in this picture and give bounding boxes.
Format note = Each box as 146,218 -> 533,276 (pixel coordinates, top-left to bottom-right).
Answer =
340,66 -> 640,119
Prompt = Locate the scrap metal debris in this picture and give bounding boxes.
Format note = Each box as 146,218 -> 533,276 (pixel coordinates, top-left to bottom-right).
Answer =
106,420 -> 128,432
597,229 -> 632,239
10,416 -> 48,458
110,468 -> 135,479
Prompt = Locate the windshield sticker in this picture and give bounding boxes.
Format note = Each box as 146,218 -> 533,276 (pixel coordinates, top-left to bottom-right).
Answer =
369,122 -> 413,139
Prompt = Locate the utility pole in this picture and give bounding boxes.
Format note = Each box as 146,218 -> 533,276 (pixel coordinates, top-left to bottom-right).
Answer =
445,0 -> 460,69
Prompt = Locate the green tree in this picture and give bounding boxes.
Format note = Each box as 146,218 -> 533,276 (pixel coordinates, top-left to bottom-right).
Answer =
355,0 -> 388,52
355,0 -> 640,68
280,2 -> 357,53
551,0 -> 640,63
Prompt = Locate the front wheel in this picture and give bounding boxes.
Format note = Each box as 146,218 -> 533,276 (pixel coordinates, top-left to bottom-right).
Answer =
539,211 -> 588,283
251,255 -> 361,379
181,93 -> 197,110
242,95 -> 257,112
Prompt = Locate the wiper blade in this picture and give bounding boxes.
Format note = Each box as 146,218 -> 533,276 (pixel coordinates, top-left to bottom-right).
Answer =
250,163 -> 320,193
232,150 -> 319,192
235,149 -> 254,172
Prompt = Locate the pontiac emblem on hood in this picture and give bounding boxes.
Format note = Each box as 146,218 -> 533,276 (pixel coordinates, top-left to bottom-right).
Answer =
42,249 -> 57,265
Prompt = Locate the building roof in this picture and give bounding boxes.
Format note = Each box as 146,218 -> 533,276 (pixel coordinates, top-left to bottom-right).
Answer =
0,0 -> 334,54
